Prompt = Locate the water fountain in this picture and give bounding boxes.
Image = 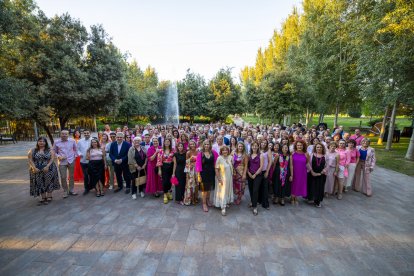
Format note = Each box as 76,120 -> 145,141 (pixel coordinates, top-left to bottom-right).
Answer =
165,83 -> 180,125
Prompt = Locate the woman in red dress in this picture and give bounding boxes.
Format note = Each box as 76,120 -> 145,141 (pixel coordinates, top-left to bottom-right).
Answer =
73,130 -> 83,182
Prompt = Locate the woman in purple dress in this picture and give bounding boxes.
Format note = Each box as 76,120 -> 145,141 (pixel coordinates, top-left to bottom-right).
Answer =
289,140 -> 309,205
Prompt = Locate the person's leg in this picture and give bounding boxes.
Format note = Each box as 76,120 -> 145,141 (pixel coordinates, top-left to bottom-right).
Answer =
131,171 -> 138,196
252,174 -> 262,214
261,174 -> 269,208
68,162 -> 75,193
107,158 -> 115,189
248,176 -> 254,206
122,164 -> 131,193
114,164 -> 123,191
354,162 -> 362,192
59,164 -> 69,196
80,162 -> 89,193
337,177 -> 345,199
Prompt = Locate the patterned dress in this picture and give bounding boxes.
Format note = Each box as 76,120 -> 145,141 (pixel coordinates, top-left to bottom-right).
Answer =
183,155 -> 197,205
29,149 -> 60,197
232,152 -> 246,203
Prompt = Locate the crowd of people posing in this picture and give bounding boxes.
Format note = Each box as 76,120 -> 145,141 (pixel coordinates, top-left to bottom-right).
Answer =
28,122 -> 375,216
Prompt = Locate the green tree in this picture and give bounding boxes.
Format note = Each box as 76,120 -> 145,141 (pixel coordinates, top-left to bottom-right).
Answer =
208,68 -> 243,121
177,69 -> 209,123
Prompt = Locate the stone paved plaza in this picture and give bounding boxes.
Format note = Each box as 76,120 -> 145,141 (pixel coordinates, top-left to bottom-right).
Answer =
0,142 -> 413,275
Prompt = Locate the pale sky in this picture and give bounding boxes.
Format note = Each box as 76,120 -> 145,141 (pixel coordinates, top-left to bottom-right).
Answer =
36,0 -> 302,82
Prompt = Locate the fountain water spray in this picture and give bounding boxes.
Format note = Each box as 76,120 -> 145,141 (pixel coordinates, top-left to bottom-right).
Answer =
165,83 -> 180,125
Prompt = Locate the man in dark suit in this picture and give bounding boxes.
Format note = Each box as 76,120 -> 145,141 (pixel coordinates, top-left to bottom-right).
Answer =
109,132 -> 131,193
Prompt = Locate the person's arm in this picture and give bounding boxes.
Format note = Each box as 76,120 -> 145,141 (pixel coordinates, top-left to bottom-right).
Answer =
28,149 -> 39,173
86,149 -> 90,161
289,155 -> 294,182
334,154 -> 339,176
264,151 -> 272,178
215,158 -> 222,185
345,150 -> 351,168
370,148 -> 376,172
109,144 -> 116,162
172,156 -> 177,177
142,154 -> 148,170
77,140 -> 83,158
121,143 -> 131,163
102,149 -> 107,167
255,155 -> 264,177
242,155 -> 248,180
44,150 -> 56,172
356,149 -> 360,164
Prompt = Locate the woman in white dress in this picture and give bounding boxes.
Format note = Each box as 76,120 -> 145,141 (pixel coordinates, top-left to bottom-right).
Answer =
214,146 -> 234,216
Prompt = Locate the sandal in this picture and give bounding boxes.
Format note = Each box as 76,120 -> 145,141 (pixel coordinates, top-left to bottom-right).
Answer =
47,196 -> 53,202
253,208 -> 258,216
203,204 -> 209,212
38,199 -> 48,206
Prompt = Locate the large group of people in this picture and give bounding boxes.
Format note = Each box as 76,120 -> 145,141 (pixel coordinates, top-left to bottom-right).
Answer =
28,122 -> 375,215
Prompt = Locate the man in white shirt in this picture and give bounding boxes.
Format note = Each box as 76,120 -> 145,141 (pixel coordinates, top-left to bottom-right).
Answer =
77,129 -> 92,195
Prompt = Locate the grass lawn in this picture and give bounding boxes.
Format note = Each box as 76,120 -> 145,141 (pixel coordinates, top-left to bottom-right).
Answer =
241,115 -> 414,176
241,114 -> 412,131
369,136 -> 414,177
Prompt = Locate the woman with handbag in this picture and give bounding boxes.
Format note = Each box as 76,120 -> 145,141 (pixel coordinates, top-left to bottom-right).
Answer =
28,137 -> 60,205
128,137 -> 147,200
172,142 -> 187,204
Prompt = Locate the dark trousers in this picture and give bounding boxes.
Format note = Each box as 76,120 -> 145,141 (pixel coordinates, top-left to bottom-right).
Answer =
258,172 -> 269,208
313,175 -> 326,205
248,173 -> 263,208
80,162 -> 90,191
114,163 -> 131,189
131,171 -> 145,195
161,163 -> 173,193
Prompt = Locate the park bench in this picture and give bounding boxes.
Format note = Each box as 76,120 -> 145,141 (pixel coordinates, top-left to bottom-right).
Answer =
0,133 -> 17,144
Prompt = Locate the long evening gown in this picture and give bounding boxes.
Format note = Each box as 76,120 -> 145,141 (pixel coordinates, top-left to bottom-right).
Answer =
291,152 -> 307,197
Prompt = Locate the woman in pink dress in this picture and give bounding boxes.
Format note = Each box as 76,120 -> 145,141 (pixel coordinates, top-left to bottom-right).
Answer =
146,138 -> 163,197
73,130 -> 83,182
335,139 -> 350,199
289,140 -> 309,205
325,141 -> 339,196
346,139 -> 359,192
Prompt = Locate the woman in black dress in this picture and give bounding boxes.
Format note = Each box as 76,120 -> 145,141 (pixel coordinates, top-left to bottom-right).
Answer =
273,144 -> 291,206
196,140 -> 218,212
28,137 -> 60,205
173,142 -> 187,204
309,142 -> 327,208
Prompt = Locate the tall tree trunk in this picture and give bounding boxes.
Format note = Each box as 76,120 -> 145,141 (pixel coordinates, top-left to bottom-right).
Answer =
334,103 -> 340,128
318,113 -> 325,124
283,115 -> 287,126
36,120 -> 54,145
305,108 -> 310,127
93,115 -> 97,132
310,112 -> 314,125
33,121 -> 39,141
58,116 -> 68,130
377,105 -> 389,145
385,101 -> 397,150
405,128 -> 414,160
